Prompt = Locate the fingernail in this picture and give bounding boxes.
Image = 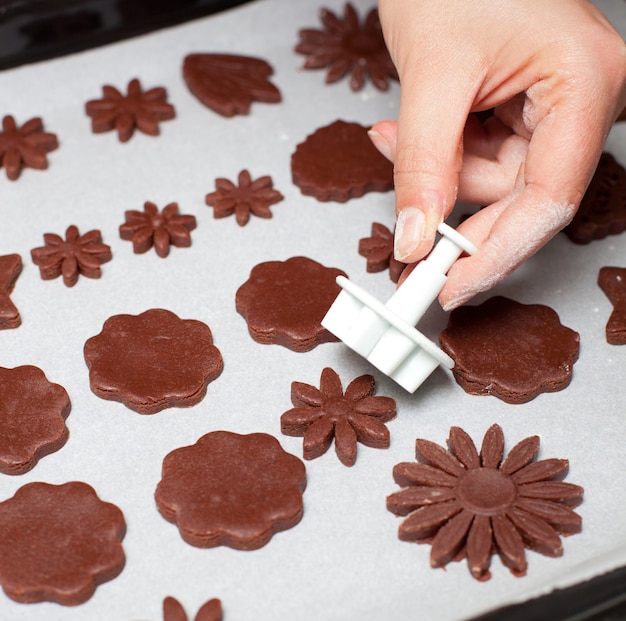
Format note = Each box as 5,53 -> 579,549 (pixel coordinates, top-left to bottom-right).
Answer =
394,207 -> 425,261
367,129 -> 393,161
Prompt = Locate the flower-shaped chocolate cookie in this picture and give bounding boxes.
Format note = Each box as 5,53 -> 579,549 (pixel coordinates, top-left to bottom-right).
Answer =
119,201 -> 197,257
31,225 -> 112,287
236,256 -> 346,352
291,120 -> 393,202
205,170 -> 284,226
183,53 -> 281,117
0,481 -> 126,604
155,431 -> 306,550
387,425 -> 583,581
85,78 -> 175,142
281,367 -> 396,466
0,254 -> 22,329
84,309 -> 223,414
296,3 -> 398,92
565,152 -> 626,243
0,365 -> 71,474
439,296 -> 580,404
358,222 -> 405,282
0,115 -> 58,180
163,596 -> 223,621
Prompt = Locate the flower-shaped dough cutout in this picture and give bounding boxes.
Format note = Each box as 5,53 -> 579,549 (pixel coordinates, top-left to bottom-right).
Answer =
155,431 -> 306,550
183,53 -> 281,117
439,296 -> 580,404
85,78 -> 175,142
0,254 -> 22,329
291,120 -> 394,202
163,596 -> 223,621
0,481 -> 126,604
119,201 -> 197,257
358,222 -> 406,282
565,152 -> 626,243
281,367 -> 396,466
31,225 -> 112,287
0,115 -> 58,180
235,256 -> 346,352
598,266 -> 626,344
205,170 -> 284,226
0,365 -> 71,475
296,3 -> 398,92
84,309 -> 223,414
387,424 -> 583,581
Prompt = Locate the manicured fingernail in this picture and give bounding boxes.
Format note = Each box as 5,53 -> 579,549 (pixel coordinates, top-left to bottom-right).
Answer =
367,129 -> 393,161
394,207 -> 425,261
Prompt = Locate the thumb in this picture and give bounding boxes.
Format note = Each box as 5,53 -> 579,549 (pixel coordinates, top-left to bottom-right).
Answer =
388,67 -> 477,263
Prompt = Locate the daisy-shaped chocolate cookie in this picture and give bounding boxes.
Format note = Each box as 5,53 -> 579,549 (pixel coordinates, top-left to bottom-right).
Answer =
163,596 -> 223,621
296,3 -> 398,92
281,367 -> 396,466
31,225 -> 112,287
205,170 -> 284,226
387,424 -> 583,581
0,115 -> 58,181
119,201 -> 197,257
358,222 -> 405,283
85,78 -> 175,142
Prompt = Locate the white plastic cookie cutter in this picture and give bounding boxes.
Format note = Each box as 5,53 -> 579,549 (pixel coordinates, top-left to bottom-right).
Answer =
322,222 -> 477,393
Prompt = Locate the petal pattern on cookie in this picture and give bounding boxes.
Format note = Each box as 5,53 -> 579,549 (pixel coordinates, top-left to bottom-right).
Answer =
85,78 -> 175,142
358,222 -> 405,282
119,201 -> 196,257
183,54 -> 281,117
281,367 -> 396,466
387,425 -> 583,581
296,3 -> 398,92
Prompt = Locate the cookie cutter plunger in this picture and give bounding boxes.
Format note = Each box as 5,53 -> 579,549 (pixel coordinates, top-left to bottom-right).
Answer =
322,222 -> 477,393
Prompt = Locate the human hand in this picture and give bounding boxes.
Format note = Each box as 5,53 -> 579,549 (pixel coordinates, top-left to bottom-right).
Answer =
370,0 -> 626,310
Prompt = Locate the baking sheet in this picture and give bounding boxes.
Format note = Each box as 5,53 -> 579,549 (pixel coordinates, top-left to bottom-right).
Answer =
0,1 -> 625,619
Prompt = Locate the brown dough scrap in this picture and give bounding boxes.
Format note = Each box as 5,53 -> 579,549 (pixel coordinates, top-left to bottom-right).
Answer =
564,152 -> 626,243
439,296 -> 580,404
291,120 -> 393,202
598,266 -> 626,344
0,365 -> 71,475
386,424 -> 583,581
0,481 -> 126,605
183,53 -> 281,117
358,222 -> 405,282
0,254 -> 22,329
163,596 -> 223,621
84,308 -> 223,414
155,431 -> 306,550
235,256 -> 346,352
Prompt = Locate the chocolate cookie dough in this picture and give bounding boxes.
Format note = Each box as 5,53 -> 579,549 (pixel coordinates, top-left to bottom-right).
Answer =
155,431 -> 306,550
291,120 -> 393,202
439,296 -> 580,404
235,256 -> 346,352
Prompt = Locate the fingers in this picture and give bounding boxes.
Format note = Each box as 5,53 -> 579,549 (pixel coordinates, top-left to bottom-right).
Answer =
440,82 -> 612,310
